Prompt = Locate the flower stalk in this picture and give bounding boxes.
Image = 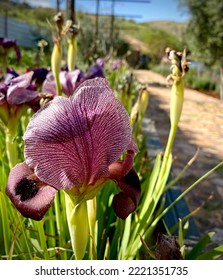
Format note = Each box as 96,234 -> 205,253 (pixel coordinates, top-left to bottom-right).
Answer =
156,49 -> 189,185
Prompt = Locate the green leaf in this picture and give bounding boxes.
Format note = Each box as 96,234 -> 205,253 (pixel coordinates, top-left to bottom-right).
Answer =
186,232 -> 215,260
197,245 -> 223,260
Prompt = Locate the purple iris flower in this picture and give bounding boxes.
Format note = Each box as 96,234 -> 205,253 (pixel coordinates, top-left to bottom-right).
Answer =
0,38 -> 21,61
30,68 -> 49,87
6,67 -> 19,78
6,78 -> 141,221
85,58 -> 105,79
111,59 -> 123,70
0,71 -> 39,105
42,69 -> 84,96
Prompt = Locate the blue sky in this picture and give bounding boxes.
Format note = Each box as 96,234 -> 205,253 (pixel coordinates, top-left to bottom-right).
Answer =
17,0 -> 189,22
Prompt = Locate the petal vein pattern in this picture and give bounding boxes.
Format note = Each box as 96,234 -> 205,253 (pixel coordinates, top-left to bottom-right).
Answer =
24,78 -> 133,190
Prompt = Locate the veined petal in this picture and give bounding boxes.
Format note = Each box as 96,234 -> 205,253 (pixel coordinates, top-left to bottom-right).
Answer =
24,78 -> 134,191
6,162 -> 57,220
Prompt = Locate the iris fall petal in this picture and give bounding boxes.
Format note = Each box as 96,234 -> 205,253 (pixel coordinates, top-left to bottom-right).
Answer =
6,162 -> 57,220
112,168 -> 141,219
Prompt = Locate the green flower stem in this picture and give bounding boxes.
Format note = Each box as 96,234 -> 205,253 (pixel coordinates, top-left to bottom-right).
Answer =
65,194 -> 89,260
5,125 -> 18,169
87,198 -> 97,260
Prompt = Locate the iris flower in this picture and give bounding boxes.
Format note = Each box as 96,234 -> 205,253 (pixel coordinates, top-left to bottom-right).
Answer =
42,69 -> 84,96
85,58 -> 105,79
0,71 -> 40,123
1,72 -> 39,105
0,37 -> 21,62
6,78 -> 140,221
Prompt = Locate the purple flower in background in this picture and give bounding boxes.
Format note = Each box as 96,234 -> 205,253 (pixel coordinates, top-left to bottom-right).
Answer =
111,59 -> 123,70
0,71 -> 39,105
30,68 -> 49,87
85,58 -> 105,79
0,38 -> 21,61
6,78 -> 140,221
42,69 -> 84,96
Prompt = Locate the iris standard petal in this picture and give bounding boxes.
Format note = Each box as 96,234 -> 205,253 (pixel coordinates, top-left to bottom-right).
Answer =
24,78 -> 134,191
59,71 -> 73,96
42,72 -> 57,96
6,162 -> 57,220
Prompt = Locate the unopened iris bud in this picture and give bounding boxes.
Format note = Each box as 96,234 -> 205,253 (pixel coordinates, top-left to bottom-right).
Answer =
54,12 -> 64,35
50,13 -> 65,95
166,48 -> 189,128
51,42 -> 62,95
67,24 -> 79,71
65,196 -> 89,260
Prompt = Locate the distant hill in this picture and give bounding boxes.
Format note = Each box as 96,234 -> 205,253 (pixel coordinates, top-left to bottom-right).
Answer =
0,1 -> 187,63
145,20 -> 187,39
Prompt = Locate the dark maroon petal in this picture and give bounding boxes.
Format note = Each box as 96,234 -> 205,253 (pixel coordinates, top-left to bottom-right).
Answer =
112,168 -> 141,219
14,45 -> 21,61
24,78 -> 134,190
32,68 -> 49,86
86,64 -> 104,79
0,38 -> 16,49
6,162 -> 57,220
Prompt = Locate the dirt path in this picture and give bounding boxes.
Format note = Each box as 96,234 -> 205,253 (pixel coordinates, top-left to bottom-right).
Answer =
133,69 -> 223,241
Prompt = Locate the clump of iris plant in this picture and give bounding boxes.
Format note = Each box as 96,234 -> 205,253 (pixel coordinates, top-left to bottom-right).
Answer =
6,77 -> 140,259
0,71 -> 41,167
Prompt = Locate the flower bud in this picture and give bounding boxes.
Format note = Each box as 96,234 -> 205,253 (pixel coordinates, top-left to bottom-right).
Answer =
65,196 -> 89,260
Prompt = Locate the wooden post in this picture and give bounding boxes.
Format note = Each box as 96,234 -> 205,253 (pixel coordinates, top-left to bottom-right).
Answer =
66,0 -> 76,23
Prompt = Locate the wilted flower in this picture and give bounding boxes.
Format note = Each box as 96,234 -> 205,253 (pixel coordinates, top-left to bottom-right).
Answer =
6,78 -> 140,221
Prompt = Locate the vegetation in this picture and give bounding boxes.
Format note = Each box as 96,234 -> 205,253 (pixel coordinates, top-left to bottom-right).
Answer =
180,0 -> 223,99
